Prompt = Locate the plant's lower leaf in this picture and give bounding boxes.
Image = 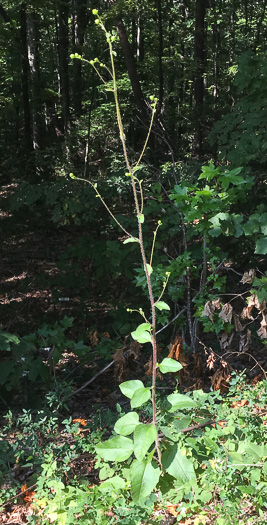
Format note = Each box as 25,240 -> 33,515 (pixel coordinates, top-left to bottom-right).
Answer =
130,459 -> 160,503
162,444 -> 196,483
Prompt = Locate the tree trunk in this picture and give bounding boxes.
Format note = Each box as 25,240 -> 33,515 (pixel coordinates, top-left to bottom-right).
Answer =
136,15 -> 144,62
116,17 -> 147,118
155,0 -> 164,114
193,0 -> 206,157
19,3 -> 32,153
27,11 -> 43,151
0,4 -> 11,22
57,0 -> 70,137
72,0 -> 90,118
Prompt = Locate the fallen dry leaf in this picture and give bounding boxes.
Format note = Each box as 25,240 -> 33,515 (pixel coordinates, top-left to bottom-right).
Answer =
166,502 -> 179,517
88,329 -> 99,347
231,399 -> 249,408
72,418 -> 87,426
211,362 -> 232,393
192,353 -> 203,378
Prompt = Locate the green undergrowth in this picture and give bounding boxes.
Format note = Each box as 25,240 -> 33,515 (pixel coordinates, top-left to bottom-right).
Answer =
0,373 -> 266,524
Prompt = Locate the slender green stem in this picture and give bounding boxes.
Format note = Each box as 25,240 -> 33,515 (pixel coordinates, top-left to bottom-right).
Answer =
107,28 -> 161,464
133,107 -> 156,171
154,272 -> 171,305
75,16 -> 162,464
149,222 -> 161,268
71,175 -> 137,240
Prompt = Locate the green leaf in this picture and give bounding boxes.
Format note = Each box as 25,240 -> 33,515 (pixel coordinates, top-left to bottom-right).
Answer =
155,301 -> 170,311
260,213 -> 267,235
96,436 -> 134,462
198,163 -> 220,181
138,214 -> 144,223
134,424 -> 157,460
69,173 -> 77,179
236,485 -> 256,495
0,330 -> 20,351
159,358 -> 183,374
130,459 -> 160,503
114,412 -> 139,436
167,393 -> 198,412
162,445 -> 196,482
173,185 -> 188,197
120,380 -> 144,399
131,323 -> 152,344
99,475 -> 126,492
131,387 -> 151,408
255,237 -> 267,255
146,263 -> 153,276
123,237 -> 139,244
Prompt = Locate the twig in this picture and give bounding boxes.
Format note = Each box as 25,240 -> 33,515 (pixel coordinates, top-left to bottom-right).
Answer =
221,350 -> 267,380
0,483 -> 37,508
159,419 -> 216,438
64,308 -> 188,401
63,360 -> 114,401
155,307 -> 187,334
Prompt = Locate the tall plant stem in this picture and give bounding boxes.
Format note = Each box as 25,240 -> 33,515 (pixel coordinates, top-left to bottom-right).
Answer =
108,35 -> 161,463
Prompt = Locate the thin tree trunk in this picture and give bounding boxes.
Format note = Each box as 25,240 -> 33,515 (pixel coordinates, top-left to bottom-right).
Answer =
155,0 -> 164,114
116,17 -> 147,118
72,0 -> 89,118
136,15 -> 144,62
0,4 -> 10,22
193,0 -> 206,157
57,0 -> 70,137
20,3 -> 32,153
27,11 -> 43,151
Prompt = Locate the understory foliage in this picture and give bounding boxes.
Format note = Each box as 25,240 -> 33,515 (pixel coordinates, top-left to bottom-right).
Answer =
0,377 -> 267,524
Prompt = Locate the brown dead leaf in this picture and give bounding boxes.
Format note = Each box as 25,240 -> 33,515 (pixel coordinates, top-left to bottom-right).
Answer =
72,418 -> 87,426
241,305 -> 254,320
112,345 -> 127,383
219,303 -> 233,324
113,340 -> 142,382
257,313 -> 267,339
201,299 -> 221,321
211,362 -> 232,393
168,336 -> 189,384
218,331 -> 234,351
168,336 -> 183,360
240,268 -> 256,284
233,312 -> 243,332
206,350 -> 216,370
239,329 -> 251,352
88,330 -> 99,347
166,502 -> 179,517
145,354 -> 162,378
231,399 -> 249,408
251,374 -> 263,384
192,353 -> 203,378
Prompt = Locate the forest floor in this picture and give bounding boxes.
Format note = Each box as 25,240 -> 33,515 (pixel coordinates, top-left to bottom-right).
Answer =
0,183 -> 267,524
